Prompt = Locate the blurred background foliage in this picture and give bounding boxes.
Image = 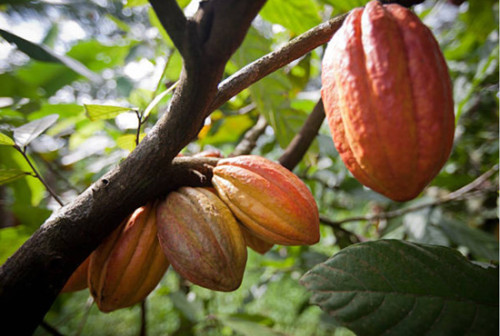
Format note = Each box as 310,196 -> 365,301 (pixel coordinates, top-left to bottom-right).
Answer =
0,0 -> 497,335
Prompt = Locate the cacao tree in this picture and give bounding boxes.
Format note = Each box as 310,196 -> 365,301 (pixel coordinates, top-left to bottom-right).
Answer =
0,0 -> 498,335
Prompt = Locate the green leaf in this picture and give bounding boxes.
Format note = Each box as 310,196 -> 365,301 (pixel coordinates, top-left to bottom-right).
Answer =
13,114 -> 59,148
260,0 -> 321,35
438,216 -> 499,261
0,29 -> 101,83
0,169 -> 29,185
116,134 -> 145,152
0,227 -> 32,266
84,104 -> 134,121
0,133 -> 15,146
301,240 -> 499,336
169,291 -> 203,323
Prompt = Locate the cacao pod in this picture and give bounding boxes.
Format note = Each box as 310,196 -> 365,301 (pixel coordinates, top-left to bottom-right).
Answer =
240,224 -> 273,254
212,155 -> 320,245
156,187 -> 247,292
89,202 -> 169,312
321,0 -> 455,202
61,255 -> 90,293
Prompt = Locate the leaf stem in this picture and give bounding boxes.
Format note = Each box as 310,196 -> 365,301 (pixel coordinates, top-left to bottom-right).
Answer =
15,145 -> 64,206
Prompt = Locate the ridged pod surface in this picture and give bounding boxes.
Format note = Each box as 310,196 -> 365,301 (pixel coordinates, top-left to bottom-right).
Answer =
156,187 -> 247,292
61,255 -> 90,293
321,0 -> 455,201
89,203 -> 169,312
212,155 -> 320,245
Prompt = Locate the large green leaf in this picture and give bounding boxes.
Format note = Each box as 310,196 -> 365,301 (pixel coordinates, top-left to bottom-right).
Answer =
301,240 -> 499,335
0,29 -> 100,82
0,133 -> 15,146
84,104 -> 134,121
260,0 -> 321,35
0,169 -> 29,185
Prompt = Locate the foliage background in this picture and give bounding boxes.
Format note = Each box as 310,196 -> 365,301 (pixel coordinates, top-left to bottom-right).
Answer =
0,0 -> 497,335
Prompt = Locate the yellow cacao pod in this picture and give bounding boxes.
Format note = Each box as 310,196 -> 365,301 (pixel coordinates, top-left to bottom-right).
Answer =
321,0 -> 455,201
89,202 -> 169,312
156,187 -> 247,292
212,155 -> 320,246
61,255 -> 90,293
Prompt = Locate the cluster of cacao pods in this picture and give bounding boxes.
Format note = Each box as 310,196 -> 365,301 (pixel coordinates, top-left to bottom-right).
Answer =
321,0 -> 455,201
62,155 -> 319,312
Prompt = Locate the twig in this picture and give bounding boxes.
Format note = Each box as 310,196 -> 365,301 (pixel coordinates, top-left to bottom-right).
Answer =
139,300 -> 147,336
210,14 -> 348,113
40,320 -> 65,336
230,115 -> 268,156
279,99 -> 325,170
320,166 -> 499,227
15,145 -> 64,206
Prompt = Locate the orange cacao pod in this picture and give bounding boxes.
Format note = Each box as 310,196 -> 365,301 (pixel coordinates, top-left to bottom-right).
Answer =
212,155 -> 320,245
321,1 -> 455,202
61,255 -> 90,293
89,203 -> 169,312
156,187 -> 247,292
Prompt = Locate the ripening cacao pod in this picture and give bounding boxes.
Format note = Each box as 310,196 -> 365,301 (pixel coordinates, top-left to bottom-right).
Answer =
240,224 -> 273,254
89,203 -> 169,312
156,187 -> 247,292
212,155 -> 320,245
61,255 -> 90,293
321,0 -> 455,202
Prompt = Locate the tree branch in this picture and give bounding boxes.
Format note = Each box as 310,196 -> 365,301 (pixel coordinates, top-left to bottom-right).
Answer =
0,2 -> 264,333
320,166 -> 499,227
148,0 -> 187,55
279,99 -> 325,170
210,14 -> 347,113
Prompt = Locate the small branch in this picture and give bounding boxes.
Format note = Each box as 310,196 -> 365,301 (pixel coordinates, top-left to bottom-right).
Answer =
279,99 -> 325,170
134,110 -> 143,147
139,300 -> 147,336
320,166 -> 499,226
210,14 -> 347,113
15,145 -> 64,206
148,0 -> 187,55
230,115 -> 268,156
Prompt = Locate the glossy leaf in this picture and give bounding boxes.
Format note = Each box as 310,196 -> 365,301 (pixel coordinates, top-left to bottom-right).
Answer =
13,114 -> 59,148
301,240 -> 499,335
0,169 -> 29,185
0,133 -> 15,146
84,104 -> 134,121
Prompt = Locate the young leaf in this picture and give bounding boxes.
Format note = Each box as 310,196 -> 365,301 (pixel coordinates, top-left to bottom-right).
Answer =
84,104 -> 134,121
13,114 -> 59,148
0,133 -> 15,146
301,240 -> 499,336
0,169 -> 30,185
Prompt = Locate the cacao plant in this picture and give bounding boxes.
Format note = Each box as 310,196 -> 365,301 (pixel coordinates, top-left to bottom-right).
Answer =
61,255 -> 90,293
212,155 -> 320,245
321,0 -> 455,202
156,187 -> 247,292
88,202 -> 169,312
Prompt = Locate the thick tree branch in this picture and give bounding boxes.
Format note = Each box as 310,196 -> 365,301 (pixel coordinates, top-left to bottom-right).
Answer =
210,14 -> 347,113
320,166 -> 499,226
279,99 -> 326,170
0,1 -> 265,333
148,0 -> 187,55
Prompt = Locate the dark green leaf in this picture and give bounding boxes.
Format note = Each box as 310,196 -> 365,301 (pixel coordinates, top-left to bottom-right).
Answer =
13,114 -> 59,148
0,29 -> 101,82
301,240 -> 499,336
